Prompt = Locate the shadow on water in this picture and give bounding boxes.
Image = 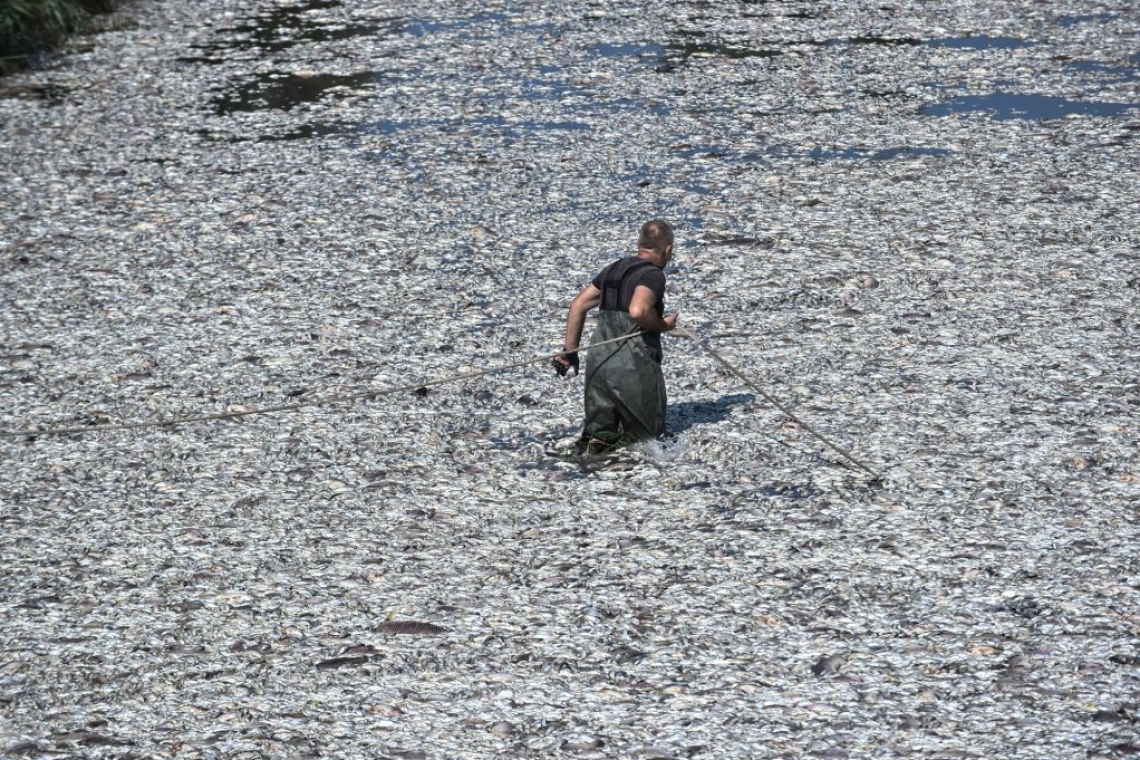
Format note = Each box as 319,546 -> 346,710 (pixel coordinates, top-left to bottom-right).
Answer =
668,393 -> 755,435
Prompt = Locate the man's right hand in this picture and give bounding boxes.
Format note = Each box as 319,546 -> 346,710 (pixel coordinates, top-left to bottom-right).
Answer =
663,313 -> 679,332
552,349 -> 580,376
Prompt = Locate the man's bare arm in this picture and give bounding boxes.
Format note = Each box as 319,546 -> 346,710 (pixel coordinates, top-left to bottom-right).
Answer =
628,285 -> 677,333
563,283 -> 601,350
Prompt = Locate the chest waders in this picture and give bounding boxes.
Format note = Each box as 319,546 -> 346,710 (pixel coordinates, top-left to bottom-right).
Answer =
582,259 -> 668,447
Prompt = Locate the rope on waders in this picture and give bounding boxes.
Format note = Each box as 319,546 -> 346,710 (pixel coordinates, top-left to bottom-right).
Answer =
0,330 -> 646,439
673,327 -> 882,481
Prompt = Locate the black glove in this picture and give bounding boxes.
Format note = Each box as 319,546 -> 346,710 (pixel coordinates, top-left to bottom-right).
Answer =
552,348 -> 579,376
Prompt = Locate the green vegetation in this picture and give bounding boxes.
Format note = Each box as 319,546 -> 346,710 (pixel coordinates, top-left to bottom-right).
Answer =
0,0 -> 116,71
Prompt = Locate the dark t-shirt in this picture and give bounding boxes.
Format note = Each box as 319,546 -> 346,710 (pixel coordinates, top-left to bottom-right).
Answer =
591,256 -> 667,357
591,257 -> 666,315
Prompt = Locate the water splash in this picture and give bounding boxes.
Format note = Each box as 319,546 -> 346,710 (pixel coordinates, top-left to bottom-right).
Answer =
630,432 -> 690,463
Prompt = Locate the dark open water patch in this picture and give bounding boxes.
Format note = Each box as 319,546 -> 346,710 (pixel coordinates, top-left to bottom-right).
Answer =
590,41 -> 666,59
844,36 -> 923,47
211,70 -> 386,115
0,83 -> 70,102
927,36 -> 1034,50
231,112 -> 591,143
412,11 -> 509,36
1063,58 -> 1140,83
601,34 -> 933,73
804,146 -> 950,161
670,32 -> 783,61
182,1 -> 507,63
746,145 -> 952,162
922,93 -> 1139,120
469,116 -> 592,135
620,33 -> 1029,72
1056,13 -> 1119,27
181,0 -> 392,60
642,30 -> 780,70
256,122 -> 352,142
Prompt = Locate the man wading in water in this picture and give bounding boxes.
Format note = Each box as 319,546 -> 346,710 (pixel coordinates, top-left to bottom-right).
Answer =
553,219 -> 679,454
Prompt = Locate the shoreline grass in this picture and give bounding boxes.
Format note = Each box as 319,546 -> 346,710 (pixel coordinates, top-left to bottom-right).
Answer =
0,0 -> 117,74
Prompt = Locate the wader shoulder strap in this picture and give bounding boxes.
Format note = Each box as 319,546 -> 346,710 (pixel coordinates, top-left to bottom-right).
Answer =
599,258 -> 654,311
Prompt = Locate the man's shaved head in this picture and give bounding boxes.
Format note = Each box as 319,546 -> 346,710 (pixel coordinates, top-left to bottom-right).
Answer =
638,219 -> 674,254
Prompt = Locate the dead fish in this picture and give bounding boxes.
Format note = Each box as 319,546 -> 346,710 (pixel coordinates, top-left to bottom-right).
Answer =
562,737 -> 604,752
387,749 -> 428,760
374,621 -> 448,636
52,731 -> 131,747
1088,709 -> 1128,723
812,654 -> 845,676
705,235 -> 773,248
316,655 -> 370,670
813,749 -> 849,759
3,742 -> 41,756
612,645 -> 648,664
